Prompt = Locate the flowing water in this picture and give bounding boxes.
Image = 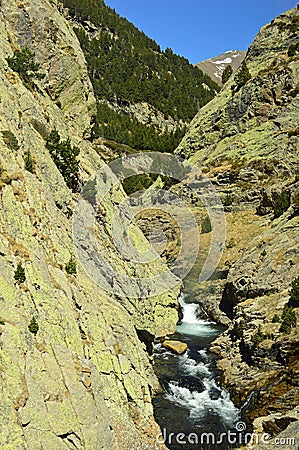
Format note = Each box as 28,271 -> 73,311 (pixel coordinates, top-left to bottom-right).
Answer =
153,294 -> 241,449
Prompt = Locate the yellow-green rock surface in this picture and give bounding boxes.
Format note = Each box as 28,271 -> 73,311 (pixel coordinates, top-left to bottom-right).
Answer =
0,1 -> 179,448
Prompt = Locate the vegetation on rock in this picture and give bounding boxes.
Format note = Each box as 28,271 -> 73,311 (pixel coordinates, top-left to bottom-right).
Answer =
289,276 -> 299,307
24,151 -> 35,173
223,193 -> 234,206
201,216 -> 212,234
253,326 -> 266,345
273,191 -> 290,218
61,0 -> 219,151
272,314 -> 280,323
122,174 -> 155,196
7,47 -> 44,85
14,264 -> 26,283
276,14 -> 299,33
82,178 -> 97,205
222,65 -> 233,84
46,130 -> 80,191
28,316 -> 39,335
65,255 -> 77,275
291,189 -> 299,215
279,305 -> 297,333
94,103 -> 186,152
1,130 -> 19,151
288,41 -> 299,56
232,61 -> 251,92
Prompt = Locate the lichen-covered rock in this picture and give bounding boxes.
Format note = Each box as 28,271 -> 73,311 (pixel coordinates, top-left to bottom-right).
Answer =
176,7 -> 299,170
174,5 -> 299,445
0,1 -> 178,448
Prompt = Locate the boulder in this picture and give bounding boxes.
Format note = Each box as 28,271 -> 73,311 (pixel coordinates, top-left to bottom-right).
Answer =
162,340 -> 188,354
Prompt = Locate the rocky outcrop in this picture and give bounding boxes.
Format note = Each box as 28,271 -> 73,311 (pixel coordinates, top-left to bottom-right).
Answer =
104,100 -> 185,134
0,1 -> 179,448
175,5 -> 299,445
162,340 -> 188,355
177,7 -> 299,167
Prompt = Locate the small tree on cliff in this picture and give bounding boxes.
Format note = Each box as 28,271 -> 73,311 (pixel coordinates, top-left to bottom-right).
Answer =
46,130 -> 80,192
7,48 -> 44,85
289,277 -> 299,307
232,61 -> 251,92
222,65 -> 233,84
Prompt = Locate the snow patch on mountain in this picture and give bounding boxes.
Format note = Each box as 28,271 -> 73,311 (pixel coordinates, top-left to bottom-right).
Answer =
195,50 -> 246,85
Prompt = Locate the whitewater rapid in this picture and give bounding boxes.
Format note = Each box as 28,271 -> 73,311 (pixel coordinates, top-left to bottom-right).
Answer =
154,294 -> 240,437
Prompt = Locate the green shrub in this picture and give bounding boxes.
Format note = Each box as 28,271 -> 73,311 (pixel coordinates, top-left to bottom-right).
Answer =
253,326 -> 266,345
7,48 -> 44,84
261,249 -> 267,257
28,316 -> 39,335
280,306 -> 297,333
289,277 -> 299,307
14,264 -> 26,283
46,130 -> 80,191
272,314 -> 280,323
288,42 -> 299,57
223,193 -> 233,206
273,191 -> 290,218
226,238 -> 235,249
276,16 -> 299,34
1,130 -> 19,151
292,189 -> 299,216
222,65 -> 233,84
201,216 -> 212,234
65,255 -> 77,275
24,151 -> 35,173
122,174 -> 151,195
232,61 -> 251,92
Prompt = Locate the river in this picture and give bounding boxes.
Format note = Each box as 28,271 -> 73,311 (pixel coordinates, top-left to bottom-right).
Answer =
153,294 -> 241,449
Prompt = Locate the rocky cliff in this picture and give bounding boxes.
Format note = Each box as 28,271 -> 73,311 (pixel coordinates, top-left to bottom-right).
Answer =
177,5 -> 299,446
0,0 -> 180,448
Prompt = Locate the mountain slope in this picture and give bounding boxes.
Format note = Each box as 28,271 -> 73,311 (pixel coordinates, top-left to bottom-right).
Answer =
195,50 -> 246,85
177,8 -> 299,166
177,5 -> 299,444
0,1 -> 179,448
60,0 -> 220,152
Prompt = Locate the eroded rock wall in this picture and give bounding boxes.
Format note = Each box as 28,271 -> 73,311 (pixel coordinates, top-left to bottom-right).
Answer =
176,6 -> 299,445
0,1 -> 179,448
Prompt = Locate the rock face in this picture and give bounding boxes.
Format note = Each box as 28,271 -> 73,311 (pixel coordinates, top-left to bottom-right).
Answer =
177,5 -> 299,445
177,7 -> 299,166
0,1 -> 179,448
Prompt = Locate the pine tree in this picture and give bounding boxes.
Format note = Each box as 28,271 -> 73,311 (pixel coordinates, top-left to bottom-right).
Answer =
46,130 -> 80,191
7,48 -> 44,84
222,65 -> 233,84
233,61 -> 251,92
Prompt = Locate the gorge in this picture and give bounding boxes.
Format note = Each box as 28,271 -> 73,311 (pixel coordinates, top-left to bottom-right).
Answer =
0,1 -> 298,449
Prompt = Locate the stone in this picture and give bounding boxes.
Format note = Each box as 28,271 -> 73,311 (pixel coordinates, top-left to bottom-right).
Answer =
162,340 -> 188,354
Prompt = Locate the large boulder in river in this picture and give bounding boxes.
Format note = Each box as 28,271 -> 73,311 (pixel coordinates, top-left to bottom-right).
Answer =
163,340 -> 188,354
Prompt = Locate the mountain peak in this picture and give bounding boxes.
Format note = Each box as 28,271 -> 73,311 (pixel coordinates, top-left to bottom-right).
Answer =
195,50 -> 246,85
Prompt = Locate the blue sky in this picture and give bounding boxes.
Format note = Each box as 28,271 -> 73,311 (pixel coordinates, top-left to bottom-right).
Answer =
104,0 -> 298,63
